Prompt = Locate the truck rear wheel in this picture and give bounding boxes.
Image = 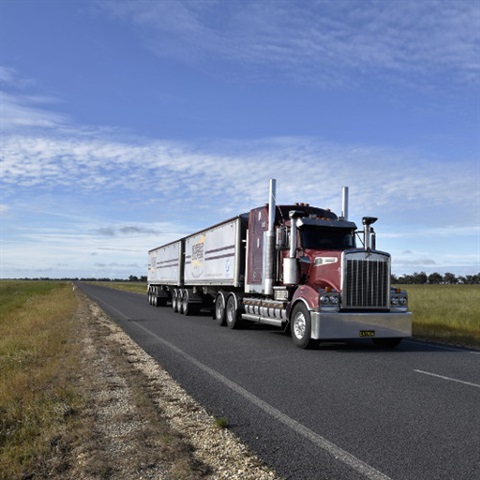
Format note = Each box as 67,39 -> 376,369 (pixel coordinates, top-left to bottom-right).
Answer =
182,289 -> 193,316
291,303 -> 314,349
215,292 -> 227,326
226,293 -> 242,329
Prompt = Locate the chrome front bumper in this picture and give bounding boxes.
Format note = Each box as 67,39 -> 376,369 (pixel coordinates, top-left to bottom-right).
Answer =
310,311 -> 412,340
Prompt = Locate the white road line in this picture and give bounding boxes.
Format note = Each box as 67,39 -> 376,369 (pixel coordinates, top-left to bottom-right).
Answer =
84,289 -> 392,479
414,369 -> 480,388
130,321 -> 392,480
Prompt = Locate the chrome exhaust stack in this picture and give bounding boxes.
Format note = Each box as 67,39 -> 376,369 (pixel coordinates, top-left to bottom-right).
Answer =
362,216 -> 378,250
264,179 -> 276,296
283,209 -> 300,285
341,186 -> 349,220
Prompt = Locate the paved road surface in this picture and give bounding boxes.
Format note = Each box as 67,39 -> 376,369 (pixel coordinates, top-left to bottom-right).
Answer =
78,283 -> 480,480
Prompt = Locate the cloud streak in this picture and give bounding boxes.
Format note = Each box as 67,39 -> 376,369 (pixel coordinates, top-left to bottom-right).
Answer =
2,137 -> 478,277
2,130 -> 477,228
100,0 -> 480,87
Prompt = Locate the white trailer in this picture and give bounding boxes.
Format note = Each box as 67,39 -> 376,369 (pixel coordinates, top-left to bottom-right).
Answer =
147,240 -> 183,306
147,214 -> 248,314
184,216 -> 246,287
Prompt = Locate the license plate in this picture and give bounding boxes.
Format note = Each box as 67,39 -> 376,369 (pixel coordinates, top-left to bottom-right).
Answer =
360,330 -> 375,337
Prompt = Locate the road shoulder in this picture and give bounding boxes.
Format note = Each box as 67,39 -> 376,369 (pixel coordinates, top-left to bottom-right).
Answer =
64,289 -> 280,480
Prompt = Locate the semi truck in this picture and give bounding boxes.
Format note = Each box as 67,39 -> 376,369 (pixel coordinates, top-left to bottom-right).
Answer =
147,179 -> 412,348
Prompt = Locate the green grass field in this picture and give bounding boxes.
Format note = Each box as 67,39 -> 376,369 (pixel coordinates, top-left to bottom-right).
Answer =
397,284 -> 480,348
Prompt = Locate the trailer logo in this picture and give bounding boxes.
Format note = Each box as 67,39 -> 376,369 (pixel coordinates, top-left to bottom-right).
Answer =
191,235 -> 206,278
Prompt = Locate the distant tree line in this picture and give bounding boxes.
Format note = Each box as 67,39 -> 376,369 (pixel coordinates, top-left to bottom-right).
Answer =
6,276 -> 148,282
391,272 -> 480,285
5,273 -> 480,285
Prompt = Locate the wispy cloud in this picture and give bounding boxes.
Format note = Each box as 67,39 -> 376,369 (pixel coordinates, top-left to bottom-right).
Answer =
2,127 -> 478,227
1,59 -> 477,277
0,66 -> 33,88
0,91 -> 68,132
99,0 -> 480,87
96,225 -> 162,237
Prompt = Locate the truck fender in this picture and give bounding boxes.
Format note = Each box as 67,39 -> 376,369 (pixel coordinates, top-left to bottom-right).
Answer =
287,285 -> 319,319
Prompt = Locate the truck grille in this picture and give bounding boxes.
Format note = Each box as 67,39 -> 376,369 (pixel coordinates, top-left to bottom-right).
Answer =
343,258 -> 389,309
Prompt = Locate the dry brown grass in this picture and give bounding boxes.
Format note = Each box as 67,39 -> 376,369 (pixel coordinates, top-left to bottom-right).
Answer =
0,282 -> 81,479
0,282 -> 215,479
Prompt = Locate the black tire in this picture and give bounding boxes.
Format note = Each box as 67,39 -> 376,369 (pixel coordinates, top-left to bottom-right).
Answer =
151,287 -> 158,307
182,289 -> 191,316
148,287 -> 154,305
291,303 -> 314,349
172,289 -> 180,313
215,292 -> 227,326
226,293 -> 242,329
372,338 -> 402,349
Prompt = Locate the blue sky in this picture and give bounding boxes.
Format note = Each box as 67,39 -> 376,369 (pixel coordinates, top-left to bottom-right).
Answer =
1,0 -> 479,279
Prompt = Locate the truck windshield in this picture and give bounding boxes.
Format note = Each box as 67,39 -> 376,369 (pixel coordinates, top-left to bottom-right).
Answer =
300,227 -> 356,250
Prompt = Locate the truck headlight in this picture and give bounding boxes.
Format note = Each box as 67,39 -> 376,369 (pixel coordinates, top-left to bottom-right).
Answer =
320,294 -> 339,307
320,295 -> 330,305
390,293 -> 408,309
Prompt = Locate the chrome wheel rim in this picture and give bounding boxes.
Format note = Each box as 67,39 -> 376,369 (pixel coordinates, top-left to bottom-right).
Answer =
215,297 -> 224,320
293,313 -> 306,339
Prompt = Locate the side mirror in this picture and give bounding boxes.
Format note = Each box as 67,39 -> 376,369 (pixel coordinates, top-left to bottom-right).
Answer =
362,216 -> 378,226
276,226 -> 288,249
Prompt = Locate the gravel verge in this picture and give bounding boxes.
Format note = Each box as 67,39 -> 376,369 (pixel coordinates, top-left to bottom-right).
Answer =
66,289 -> 282,480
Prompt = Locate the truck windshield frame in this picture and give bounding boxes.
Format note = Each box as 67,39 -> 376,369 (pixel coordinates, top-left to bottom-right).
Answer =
300,226 -> 356,250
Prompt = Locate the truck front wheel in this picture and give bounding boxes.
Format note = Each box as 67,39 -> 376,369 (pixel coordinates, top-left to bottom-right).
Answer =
291,303 -> 314,349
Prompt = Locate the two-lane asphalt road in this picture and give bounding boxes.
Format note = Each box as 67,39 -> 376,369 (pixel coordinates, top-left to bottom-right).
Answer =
78,283 -> 480,480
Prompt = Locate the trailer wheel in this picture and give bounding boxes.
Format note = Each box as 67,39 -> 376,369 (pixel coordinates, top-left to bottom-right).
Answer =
151,287 -> 158,307
226,293 -> 242,329
148,287 -> 155,305
215,292 -> 227,326
291,303 -> 314,349
182,289 -> 191,316
148,288 -> 152,305
172,288 -> 180,313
